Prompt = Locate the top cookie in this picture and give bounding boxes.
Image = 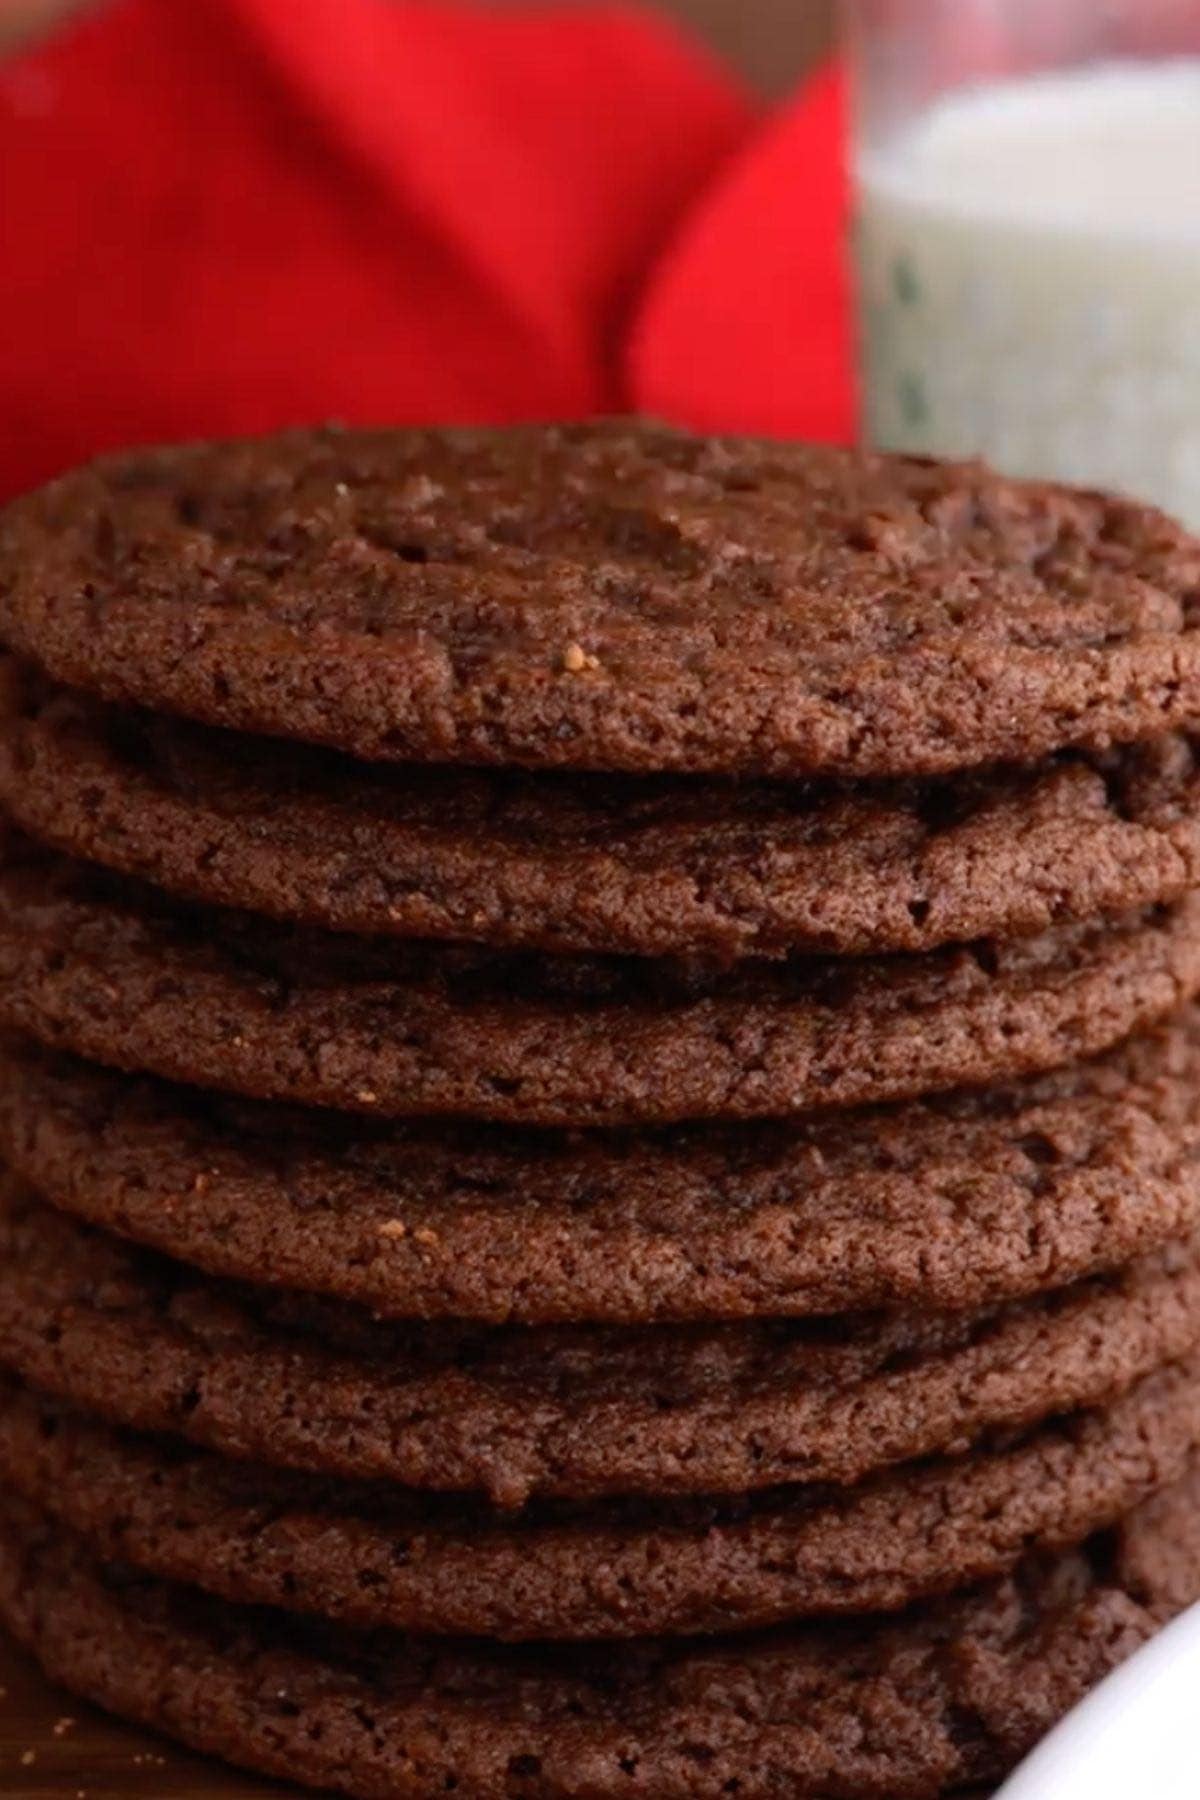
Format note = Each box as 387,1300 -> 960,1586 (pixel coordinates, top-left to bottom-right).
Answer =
2,422 -> 1199,777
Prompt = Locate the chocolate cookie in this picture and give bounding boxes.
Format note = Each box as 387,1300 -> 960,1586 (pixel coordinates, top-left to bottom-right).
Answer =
7,667 -> 1200,960
3,1463 -> 1198,1799
3,1187 -> 1199,1506
3,835 -> 1199,1126
4,424 -> 1200,779
3,1356 -> 1196,1642
6,1023 -> 1200,1324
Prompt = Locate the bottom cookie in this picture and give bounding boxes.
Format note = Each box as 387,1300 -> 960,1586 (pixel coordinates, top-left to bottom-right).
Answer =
2,1464 -> 1198,1800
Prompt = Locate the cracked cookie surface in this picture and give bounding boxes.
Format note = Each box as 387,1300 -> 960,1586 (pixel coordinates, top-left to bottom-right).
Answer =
3,835 -> 1199,1125
3,1462 -> 1199,1798
5,422 -> 1200,778
4,1023 -> 1200,1323
3,1187 -> 1199,1506
2,1358 -> 1197,1641
6,667 -> 1200,960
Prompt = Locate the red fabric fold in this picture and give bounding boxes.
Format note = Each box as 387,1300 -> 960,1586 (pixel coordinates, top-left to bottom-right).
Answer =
629,61 -> 854,445
0,0 -> 852,501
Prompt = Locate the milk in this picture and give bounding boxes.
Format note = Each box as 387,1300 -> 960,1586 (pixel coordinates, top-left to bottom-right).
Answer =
857,62 -> 1200,524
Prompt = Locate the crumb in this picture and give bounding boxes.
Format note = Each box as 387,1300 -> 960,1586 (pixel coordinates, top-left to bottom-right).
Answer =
413,1226 -> 439,1246
52,1716 -> 76,1737
20,1750 -> 35,1767
355,1089 -> 379,1105
377,1219 -> 407,1241
192,1173 -> 209,1195
562,642 -> 603,673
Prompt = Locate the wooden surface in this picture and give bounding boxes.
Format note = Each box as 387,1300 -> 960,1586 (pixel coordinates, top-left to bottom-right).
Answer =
0,1631 -> 292,1797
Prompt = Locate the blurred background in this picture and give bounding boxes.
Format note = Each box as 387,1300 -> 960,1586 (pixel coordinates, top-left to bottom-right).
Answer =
605,0 -> 834,92
0,0 -> 852,500
1,0 -> 837,88
4,0 -> 1200,523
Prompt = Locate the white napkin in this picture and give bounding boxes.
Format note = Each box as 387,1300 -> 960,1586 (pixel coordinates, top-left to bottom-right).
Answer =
996,1600 -> 1200,1799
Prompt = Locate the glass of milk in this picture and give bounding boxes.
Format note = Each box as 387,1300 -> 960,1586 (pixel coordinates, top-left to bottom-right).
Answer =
849,0 -> 1200,525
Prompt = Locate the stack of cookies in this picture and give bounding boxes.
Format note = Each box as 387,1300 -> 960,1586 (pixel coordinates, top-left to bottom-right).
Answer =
1,422 -> 1200,1798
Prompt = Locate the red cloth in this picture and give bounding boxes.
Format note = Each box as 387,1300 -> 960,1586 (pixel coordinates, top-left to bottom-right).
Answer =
0,0 -> 852,499
629,61 -> 852,444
